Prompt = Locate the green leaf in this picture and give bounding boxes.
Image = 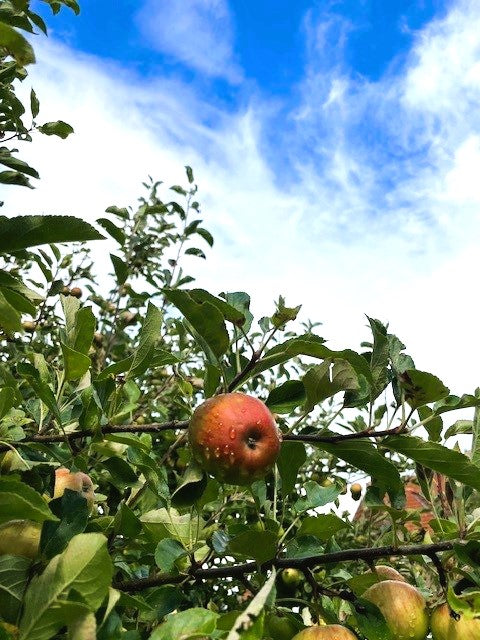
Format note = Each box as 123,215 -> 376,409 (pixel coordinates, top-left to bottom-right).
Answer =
271,296 -> 301,329
0,555 -> 31,624
0,151 -> 39,179
61,343 -> 91,381
367,317 -> 390,400
1,287 -> 36,315
164,289 -> 230,359
196,227 -> 214,247
399,369 -> 450,409
127,303 -> 162,378
19,533 -> 113,640
0,477 -> 56,525
316,440 -> 404,507
355,598 -> 394,640
185,165 -> 194,183
154,538 -> 186,573
0,290 -> 21,334
277,441 -> 307,495
384,435 -> 480,491
285,535 -> 324,559
72,307 -> 95,355
140,509 -> 202,546
250,336 -> 372,387
226,570 -> 276,640
473,388 -> 480,468
294,481 -> 342,514
0,270 -> 43,304
37,120 -> 74,138
266,380 -> 305,414
0,170 -> 34,188
0,215 -> 104,254
228,530 -> 277,565
434,393 -> 480,415
0,22 -> 35,64
445,420 -> 473,439
97,218 -> 125,245
0,387 -> 15,419
30,88 -> 39,118
17,362 -> 61,421
297,514 -> 349,540
110,254 -> 128,285
40,490 -> 90,561
417,405 -> 443,441
303,359 -> 359,411
149,608 -> 218,640
184,247 -> 206,259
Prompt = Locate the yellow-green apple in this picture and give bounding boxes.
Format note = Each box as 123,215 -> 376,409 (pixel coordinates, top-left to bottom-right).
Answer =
54,468 -> 95,513
188,393 -> 282,485
292,624 -> 358,639
0,520 -> 41,559
363,580 -> 429,640
281,568 -> 302,589
431,603 -> 480,640
350,483 -> 362,501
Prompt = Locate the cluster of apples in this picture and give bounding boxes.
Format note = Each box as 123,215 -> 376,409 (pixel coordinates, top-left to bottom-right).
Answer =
291,565 -> 479,639
0,468 -> 94,559
189,393 -> 480,640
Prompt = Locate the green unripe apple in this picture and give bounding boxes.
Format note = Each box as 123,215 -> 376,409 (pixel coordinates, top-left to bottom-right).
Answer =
292,624 -> 358,639
266,614 -> 299,640
281,568 -> 302,588
0,520 -> 41,559
363,580 -> 429,640
431,603 -> 480,640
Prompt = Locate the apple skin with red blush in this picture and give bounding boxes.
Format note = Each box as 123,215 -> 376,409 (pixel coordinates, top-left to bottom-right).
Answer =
188,392 -> 282,485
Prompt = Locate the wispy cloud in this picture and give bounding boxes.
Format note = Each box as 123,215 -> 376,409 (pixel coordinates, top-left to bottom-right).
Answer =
135,0 -> 242,83
4,0 -> 480,399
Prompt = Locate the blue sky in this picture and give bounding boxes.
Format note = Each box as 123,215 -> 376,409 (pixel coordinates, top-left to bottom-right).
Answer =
8,0 -> 480,399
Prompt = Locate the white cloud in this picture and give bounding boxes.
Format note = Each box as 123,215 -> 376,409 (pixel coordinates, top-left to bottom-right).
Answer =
3,0 -> 480,416
135,0 -> 242,82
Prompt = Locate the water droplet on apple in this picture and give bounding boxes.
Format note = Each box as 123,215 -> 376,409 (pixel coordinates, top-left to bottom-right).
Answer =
256,420 -> 261,426
214,447 -> 221,459
229,427 -> 236,440
204,447 -> 210,460
229,452 -> 235,464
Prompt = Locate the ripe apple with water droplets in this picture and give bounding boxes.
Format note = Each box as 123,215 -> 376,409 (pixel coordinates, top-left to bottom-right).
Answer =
363,580 -> 429,640
431,603 -> 480,640
188,392 -> 282,485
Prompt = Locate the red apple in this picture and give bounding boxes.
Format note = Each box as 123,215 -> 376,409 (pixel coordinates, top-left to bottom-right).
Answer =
188,393 -> 282,485
292,624 -> 358,639
431,603 -> 480,640
54,468 -> 95,513
363,580 -> 429,640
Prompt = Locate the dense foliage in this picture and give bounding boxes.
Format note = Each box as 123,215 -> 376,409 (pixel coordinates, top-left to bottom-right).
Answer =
2,3 -> 480,640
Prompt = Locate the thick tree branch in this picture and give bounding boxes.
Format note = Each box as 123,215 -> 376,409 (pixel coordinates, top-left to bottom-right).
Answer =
1,419 -> 409,452
113,540 -> 458,593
